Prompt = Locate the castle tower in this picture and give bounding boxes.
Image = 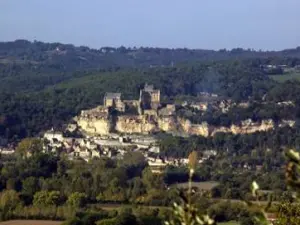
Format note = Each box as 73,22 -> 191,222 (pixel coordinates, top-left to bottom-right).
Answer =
139,84 -> 160,110
104,92 -> 125,111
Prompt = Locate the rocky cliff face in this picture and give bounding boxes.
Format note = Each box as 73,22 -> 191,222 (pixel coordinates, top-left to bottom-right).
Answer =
158,117 -> 177,132
177,118 -> 210,137
227,119 -> 274,135
209,119 -> 275,136
116,115 -> 158,134
73,109 -> 295,137
75,116 -> 111,135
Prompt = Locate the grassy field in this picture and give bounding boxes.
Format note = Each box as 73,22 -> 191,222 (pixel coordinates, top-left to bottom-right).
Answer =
0,221 -> 62,225
173,181 -> 219,191
269,72 -> 300,82
95,203 -> 170,211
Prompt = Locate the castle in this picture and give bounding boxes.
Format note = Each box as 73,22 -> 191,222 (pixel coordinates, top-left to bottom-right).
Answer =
72,83 -> 294,138
103,83 -> 161,114
103,92 -> 125,112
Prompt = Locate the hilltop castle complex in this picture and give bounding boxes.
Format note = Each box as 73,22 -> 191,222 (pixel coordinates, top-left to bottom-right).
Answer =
103,83 -> 161,115
69,83 -> 293,138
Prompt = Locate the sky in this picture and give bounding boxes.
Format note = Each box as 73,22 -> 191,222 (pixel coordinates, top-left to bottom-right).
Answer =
0,0 -> 300,50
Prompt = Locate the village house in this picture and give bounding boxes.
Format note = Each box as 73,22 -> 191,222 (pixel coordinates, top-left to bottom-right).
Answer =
190,102 -> 209,111
70,146 -> 100,161
44,129 -> 64,142
202,150 -> 217,160
277,101 -> 295,107
0,147 -> 15,155
42,127 -> 163,163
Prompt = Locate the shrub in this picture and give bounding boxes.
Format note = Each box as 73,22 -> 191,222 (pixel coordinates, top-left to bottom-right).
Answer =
33,191 -> 61,207
96,218 -> 117,225
67,192 -> 87,208
0,190 -> 21,211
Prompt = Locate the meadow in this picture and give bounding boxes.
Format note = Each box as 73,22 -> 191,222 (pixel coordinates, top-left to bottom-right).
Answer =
173,181 -> 219,191
269,72 -> 300,82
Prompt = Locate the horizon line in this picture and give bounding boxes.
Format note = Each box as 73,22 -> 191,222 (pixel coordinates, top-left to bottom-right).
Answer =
1,38 -> 300,53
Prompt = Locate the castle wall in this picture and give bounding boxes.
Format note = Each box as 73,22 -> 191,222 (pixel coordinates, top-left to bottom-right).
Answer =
104,99 -> 114,107
151,91 -> 160,103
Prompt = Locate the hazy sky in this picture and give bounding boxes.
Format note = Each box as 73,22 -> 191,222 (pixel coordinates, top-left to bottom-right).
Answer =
1,0 -> 300,50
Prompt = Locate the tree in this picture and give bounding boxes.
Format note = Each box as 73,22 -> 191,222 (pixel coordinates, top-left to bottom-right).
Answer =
277,201 -> 300,225
33,190 -> 61,207
122,151 -> 146,167
22,176 -> 39,197
115,211 -> 137,225
142,167 -> 163,190
67,192 -> 87,208
96,218 -> 116,225
128,177 -> 146,201
0,190 -> 21,211
16,138 -> 43,158
6,178 -> 19,191
122,152 -> 147,178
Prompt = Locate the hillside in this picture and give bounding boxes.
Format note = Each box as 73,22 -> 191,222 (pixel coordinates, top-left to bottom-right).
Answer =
1,40 -> 300,144
1,40 -> 300,93
1,40 -> 300,69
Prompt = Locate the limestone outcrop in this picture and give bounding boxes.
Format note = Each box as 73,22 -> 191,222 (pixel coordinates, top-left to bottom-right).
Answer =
158,117 -> 177,132
116,115 -> 158,134
71,107 -> 295,137
74,106 -> 111,135
76,117 -> 111,135
211,119 -> 275,136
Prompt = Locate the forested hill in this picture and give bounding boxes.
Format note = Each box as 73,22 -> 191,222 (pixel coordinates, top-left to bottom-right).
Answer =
1,39 -> 300,70
1,39 -> 300,143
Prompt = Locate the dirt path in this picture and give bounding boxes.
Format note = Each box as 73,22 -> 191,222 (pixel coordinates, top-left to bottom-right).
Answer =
0,220 -> 62,225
